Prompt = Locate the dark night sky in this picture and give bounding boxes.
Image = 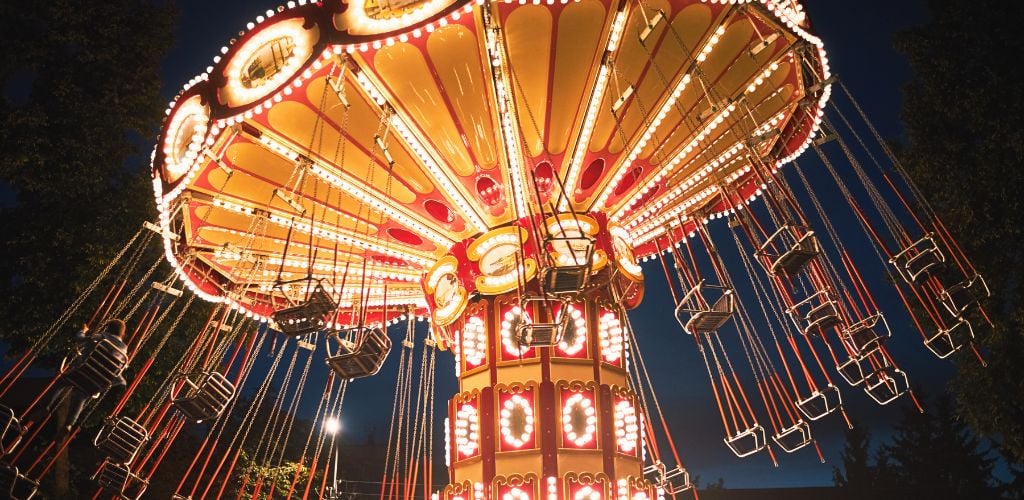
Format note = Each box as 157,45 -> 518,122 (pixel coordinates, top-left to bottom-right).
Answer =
161,0 -> 938,489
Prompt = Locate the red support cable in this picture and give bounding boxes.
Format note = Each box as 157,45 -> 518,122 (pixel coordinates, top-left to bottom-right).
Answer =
214,444 -> 246,500
125,305 -> 159,355
17,375 -> 61,421
175,431 -> 214,496
33,429 -> 80,479
87,280 -> 123,329
94,280 -> 129,329
0,351 -> 35,393
112,357 -> 155,416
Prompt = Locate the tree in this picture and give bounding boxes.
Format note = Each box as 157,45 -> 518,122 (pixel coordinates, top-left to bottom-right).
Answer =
895,0 -> 1024,465
832,422 -> 878,497
0,2 -> 184,495
0,0 -> 176,352
875,394 -> 1002,499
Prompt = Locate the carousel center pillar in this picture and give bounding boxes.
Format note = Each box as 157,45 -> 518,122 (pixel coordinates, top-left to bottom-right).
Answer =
423,214 -> 656,500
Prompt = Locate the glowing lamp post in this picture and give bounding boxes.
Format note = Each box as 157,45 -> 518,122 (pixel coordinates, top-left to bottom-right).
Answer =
324,416 -> 341,500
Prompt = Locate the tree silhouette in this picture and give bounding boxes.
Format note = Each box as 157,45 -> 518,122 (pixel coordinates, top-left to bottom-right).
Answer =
895,0 -> 1024,467
832,422 -> 879,497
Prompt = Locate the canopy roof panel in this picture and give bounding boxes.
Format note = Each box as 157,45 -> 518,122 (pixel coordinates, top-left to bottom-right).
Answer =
151,0 -> 829,321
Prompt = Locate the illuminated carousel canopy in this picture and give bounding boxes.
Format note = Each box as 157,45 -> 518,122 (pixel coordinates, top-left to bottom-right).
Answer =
152,0 -> 828,325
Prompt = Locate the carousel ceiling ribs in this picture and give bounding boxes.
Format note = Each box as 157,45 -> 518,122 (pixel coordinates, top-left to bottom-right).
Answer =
484,1 -> 540,221
611,51 -> 798,225
342,57 -> 491,233
605,43 -> 796,225
583,3 -> 735,213
190,228 -> 424,281
187,153 -> 384,235
234,116 -> 458,248
558,0 -> 629,212
189,196 -> 437,268
623,99 -> 798,240
350,15 -> 511,229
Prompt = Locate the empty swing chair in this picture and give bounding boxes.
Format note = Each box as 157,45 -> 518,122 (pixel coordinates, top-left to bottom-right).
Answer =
925,317 -> 975,359
540,222 -> 595,296
772,419 -> 813,453
863,367 -> 910,405
890,233 -> 945,285
170,371 -> 236,423
841,313 -> 891,357
724,423 -> 767,458
0,405 -> 24,456
0,465 -> 38,500
938,273 -> 990,318
94,459 -> 148,500
756,225 -> 821,277
787,289 -> 842,336
836,355 -> 867,387
94,416 -> 149,464
796,384 -> 842,421
675,280 -> 735,335
644,461 -> 692,494
325,327 -> 392,380
514,297 -> 570,348
60,336 -> 129,397
271,278 -> 338,337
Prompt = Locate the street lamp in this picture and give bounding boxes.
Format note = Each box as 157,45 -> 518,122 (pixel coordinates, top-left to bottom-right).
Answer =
324,416 -> 341,499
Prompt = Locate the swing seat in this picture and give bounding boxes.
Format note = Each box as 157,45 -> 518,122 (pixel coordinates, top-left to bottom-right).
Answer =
643,461 -> 667,485
271,282 -> 337,337
62,337 -> 129,397
644,461 -> 691,494
723,424 -> 766,458
661,465 -> 692,494
939,274 -> 990,318
924,318 -> 974,359
94,416 -> 149,464
836,355 -> 867,387
514,297 -> 570,347
542,236 -> 595,295
788,290 -> 841,336
0,465 -> 38,500
675,281 -> 735,335
796,384 -> 842,421
842,313 -> 890,356
864,368 -> 909,406
171,371 -> 236,423
0,405 -> 24,456
758,226 -> 819,277
326,328 -> 392,380
772,420 -> 812,453
890,234 -> 945,285
95,459 -> 148,500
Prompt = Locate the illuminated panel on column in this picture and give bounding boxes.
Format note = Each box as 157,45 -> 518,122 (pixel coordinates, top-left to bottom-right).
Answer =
455,401 -> 481,460
598,308 -> 624,366
613,396 -> 640,456
572,485 -> 603,500
498,390 -> 537,451
555,303 -> 588,358
499,304 -> 536,361
501,487 -> 533,500
460,315 -> 487,371
560,388 -> 598,449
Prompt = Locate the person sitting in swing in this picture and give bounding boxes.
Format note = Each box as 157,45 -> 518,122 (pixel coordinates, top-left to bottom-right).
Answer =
25,319 -> 129,434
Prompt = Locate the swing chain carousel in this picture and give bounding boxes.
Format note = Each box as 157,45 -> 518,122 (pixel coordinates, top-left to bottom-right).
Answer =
0,0 -> 994,498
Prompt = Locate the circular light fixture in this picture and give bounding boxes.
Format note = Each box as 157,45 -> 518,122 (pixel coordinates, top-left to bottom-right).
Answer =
499,394 -> 535,449
562,392 -> 597,447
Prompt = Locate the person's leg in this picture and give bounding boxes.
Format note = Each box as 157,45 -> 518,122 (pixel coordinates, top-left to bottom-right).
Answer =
63,390 -> 89,430
23,384 -> 70,428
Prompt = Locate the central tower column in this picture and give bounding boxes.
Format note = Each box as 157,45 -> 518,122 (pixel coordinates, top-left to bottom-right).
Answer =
423,215 -> 656,500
